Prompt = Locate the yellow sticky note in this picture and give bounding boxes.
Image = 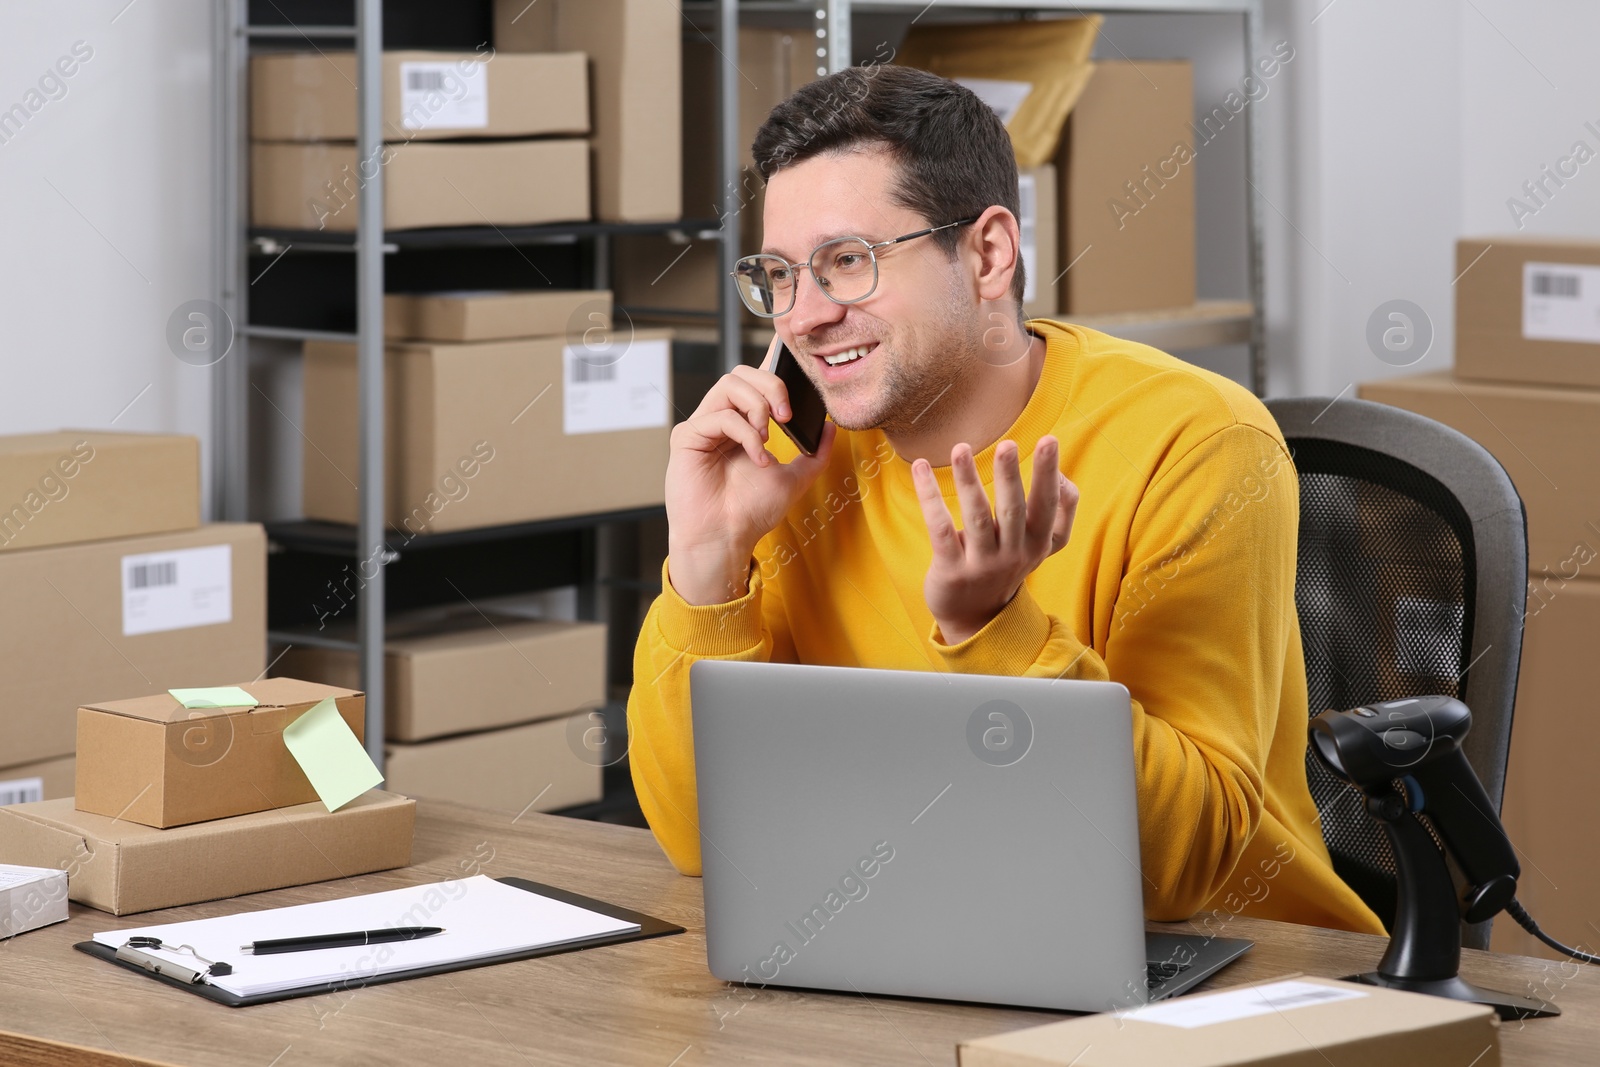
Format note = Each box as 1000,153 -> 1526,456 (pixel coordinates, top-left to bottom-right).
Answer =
169,686 -> 257,709
282,697 -> 384,811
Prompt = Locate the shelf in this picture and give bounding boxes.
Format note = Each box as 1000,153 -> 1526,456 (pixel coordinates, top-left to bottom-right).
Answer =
685,0 -> 1255,12
266,506 -> 668,557
248,219 -> 727,253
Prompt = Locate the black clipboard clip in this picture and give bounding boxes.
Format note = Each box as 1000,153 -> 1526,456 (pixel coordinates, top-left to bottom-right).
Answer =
113,936 -> 233,986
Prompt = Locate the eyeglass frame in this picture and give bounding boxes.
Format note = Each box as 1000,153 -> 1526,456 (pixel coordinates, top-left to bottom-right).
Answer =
729,216 -> 981,318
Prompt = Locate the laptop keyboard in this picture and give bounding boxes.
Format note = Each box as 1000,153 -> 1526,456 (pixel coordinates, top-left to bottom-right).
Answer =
1145,960 -> 1191,989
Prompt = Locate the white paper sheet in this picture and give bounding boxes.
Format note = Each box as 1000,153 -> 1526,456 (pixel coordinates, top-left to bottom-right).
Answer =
92,876 -> 638,998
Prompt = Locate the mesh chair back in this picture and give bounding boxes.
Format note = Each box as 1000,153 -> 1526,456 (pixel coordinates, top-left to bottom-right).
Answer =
1267,397 -> 1527,950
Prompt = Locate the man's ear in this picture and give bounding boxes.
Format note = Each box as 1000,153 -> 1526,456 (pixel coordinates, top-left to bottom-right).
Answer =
968,205 -> 1022,305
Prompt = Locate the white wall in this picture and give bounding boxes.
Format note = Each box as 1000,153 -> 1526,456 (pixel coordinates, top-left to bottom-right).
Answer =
0,3 -> 217,511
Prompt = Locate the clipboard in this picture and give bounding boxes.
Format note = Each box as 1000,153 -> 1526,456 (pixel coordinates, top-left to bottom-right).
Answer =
74,877 -> 684,1007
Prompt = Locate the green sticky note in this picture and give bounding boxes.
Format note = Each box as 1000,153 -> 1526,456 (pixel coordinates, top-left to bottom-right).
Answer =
282,697 -> 384,811
169,686 -> 258,709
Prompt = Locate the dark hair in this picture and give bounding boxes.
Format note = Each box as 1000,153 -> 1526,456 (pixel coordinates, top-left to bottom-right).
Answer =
752,64 -> 1026,306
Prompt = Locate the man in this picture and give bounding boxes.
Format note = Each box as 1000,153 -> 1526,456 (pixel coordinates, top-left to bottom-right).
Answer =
628,65 -> 1382,934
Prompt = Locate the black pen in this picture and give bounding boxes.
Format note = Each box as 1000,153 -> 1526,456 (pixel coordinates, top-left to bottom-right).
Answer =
240,927 -> 444,955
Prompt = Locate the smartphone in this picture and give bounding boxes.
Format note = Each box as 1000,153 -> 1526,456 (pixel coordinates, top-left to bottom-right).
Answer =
771,342 -> 829,456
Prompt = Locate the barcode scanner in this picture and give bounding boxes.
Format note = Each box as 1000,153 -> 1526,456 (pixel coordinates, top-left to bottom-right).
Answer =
1309,696 -> 1558,1018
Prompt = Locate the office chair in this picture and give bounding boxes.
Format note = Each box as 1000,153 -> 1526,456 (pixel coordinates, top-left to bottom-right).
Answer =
1266,396 -> 1528,950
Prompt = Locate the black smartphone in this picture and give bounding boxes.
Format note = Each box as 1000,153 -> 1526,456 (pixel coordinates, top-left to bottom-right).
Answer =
771,342 -> 829,456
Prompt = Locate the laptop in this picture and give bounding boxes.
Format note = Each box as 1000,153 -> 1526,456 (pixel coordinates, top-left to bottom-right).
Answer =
689,660 -> 1251,1013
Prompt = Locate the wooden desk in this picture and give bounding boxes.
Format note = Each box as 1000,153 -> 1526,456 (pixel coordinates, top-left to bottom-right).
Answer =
1,800 -> 1594,1066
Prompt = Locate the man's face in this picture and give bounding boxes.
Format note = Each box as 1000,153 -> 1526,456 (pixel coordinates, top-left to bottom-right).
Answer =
763,148 -> 982,436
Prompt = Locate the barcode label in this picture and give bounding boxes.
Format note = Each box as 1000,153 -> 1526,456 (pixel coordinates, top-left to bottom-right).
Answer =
1524,261 -> 1600,344
0,777 -> 44,806
1018,172 -> 1038,304
128,560 -> 178,589
569,360 -> 618,383
122,544 -> 233,636
405,70 -> 447,92
1120,979 -> 1367,1029
1531,272 -> 1580,297
399,60 -> 488,131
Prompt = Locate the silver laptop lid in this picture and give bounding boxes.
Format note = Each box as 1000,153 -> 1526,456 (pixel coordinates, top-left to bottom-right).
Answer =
691,660 -> 1149,1013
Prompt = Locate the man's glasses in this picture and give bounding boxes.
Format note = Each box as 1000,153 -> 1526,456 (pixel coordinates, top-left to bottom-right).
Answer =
730,218 -> 979,318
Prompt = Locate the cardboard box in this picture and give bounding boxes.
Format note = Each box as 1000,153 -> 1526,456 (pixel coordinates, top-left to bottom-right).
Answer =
957,976 -> 1499,1066
385,289 -> 610,343
494,0 -> 681,221
1492,575 -> 1600,961
1020,163 -> 1058,319
0,756 -> 75,806
384,714 -> 602,813
251,139 -> 590,232
250,50 -> 588,142
301,331 -> 672,533
275,615 -> 605,741
0,431 -> 198,554
0,523 -> 266,767
0,791 -> 415,915
1357,372 -> 1600,572
1055,61 -> 1196,315
75,678 -> 365,829
682,27 -> 816,219
1455,237 -> 1600,388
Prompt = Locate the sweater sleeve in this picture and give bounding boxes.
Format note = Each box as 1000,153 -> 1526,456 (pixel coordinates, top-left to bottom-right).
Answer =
628,546 -> 797,875
927,424 -> 1297,919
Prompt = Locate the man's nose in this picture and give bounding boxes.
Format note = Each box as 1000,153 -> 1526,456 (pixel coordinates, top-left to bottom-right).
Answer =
787,268 -> 848,336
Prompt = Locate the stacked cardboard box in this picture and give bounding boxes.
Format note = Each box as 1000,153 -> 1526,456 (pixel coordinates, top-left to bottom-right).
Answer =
276,613 -> 608,813
1358,237 -> 1600,960
250,50 -> 592,230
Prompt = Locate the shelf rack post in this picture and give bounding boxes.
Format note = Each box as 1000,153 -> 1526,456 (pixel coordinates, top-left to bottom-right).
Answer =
356,0 -> 387,768
214,0 -> 250,521
717,0 -> 742,373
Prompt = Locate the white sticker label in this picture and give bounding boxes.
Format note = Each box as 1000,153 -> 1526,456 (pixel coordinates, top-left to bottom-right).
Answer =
121,544 -> 233,636
1018,172 -> 1038,304
0,778 -> 43,807
1119,980 -> 1367,1029
1523,261 -> 1600,344
955,77 -> 1033,125
563,338 -> 671,435
400,60 -> 488,131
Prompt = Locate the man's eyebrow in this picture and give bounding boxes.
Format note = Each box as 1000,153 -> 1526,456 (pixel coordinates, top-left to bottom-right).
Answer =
762,232 -> 880,260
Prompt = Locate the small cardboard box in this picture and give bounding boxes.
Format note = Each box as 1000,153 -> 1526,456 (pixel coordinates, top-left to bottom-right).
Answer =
1357,372 -> 1600,573
75,678 -> 365,829
250,50 -> 588,142
957,976 -> 1499,1067
251,138 -> 590,232
0,756 -> 75,806
494,0 -> 681,222
384,289 -> 611,343
1455,237 -> 1600,388
276,615 -> 606,741
0,523 -> 266,767
0,791 -> 415,915
0,431 -> 198,554
1056,61 -> 1197,315
301,331 -> 672,533
384,714 -> 602,814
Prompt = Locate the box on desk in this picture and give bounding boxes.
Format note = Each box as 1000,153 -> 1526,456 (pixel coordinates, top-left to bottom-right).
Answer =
1357,372 -> 1600,572
301,331 -> 672,532
251,139 -> 590,231
384,714 -> 602,814
0,431 -> 198,554
0,756 -> 75,807
75,678 -> 364,829
493,0 -> 681,222
1455,236 -> 1600,388
276,615 -> 605,741
957,976 -> 1499,1067
0,522 -> 266,767
251,50 -> 589,142
385,290 -> 611,343
0,791 -> 415,915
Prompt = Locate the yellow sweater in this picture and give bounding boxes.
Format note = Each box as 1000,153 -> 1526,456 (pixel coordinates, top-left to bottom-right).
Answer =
629,320 -> 1385,935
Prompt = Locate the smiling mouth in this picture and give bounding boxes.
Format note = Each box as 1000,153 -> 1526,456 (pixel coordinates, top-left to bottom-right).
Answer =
819,342 -> 877,367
